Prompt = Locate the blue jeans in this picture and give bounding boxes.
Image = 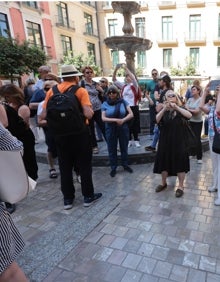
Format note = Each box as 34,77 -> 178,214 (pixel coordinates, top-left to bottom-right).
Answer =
151,125 -> 160,148
105,124 -> 129,170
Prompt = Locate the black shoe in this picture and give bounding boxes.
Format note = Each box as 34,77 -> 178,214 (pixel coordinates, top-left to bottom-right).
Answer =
5,203 -> 16,214
84,193 -> 102,207
110,170 -> 116,177
123,166 -> 133,173
155,184 -> 167,193
145,146 -> 156,152
175,188 -> 184,198
64,198 -> 74,210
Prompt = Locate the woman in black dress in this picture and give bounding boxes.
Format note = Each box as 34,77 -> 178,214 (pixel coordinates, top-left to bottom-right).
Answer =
153,90 -> 192,197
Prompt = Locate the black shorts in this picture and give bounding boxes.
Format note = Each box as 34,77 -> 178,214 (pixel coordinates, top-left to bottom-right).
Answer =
43,127 -> 57,158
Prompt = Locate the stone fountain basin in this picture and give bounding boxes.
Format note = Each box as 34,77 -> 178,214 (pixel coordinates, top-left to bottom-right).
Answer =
104,36 -> 152,52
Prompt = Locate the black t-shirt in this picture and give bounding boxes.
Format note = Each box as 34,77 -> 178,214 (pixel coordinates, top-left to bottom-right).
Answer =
158,88 -> 169,104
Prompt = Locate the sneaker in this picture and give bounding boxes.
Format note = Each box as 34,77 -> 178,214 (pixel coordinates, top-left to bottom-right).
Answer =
145,146 -> 156,152
201,134 -> 208,139
208,186 -> 217,192
214,198 -> 220,206
64,199 -> 74,210
197,160 -> 203,164
128,141 -> 133,148
93,147 -> 99,154
110,170 -> 117,177
134,141 -> 141,147
84,193 -> 102,207
123,166 -> 133,173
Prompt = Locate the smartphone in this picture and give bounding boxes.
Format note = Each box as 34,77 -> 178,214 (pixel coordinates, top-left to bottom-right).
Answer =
116,63 -> 122,68
209,80 -> 220,91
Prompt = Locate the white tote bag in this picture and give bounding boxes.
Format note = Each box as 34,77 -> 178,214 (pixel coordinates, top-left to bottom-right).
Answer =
0,150 -> 36,204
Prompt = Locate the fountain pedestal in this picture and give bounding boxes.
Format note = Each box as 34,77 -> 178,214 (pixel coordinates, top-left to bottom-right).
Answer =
104,1 -> 152,73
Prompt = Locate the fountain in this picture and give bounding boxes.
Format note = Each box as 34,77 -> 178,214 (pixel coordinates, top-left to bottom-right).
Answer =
104,1 -> 152,74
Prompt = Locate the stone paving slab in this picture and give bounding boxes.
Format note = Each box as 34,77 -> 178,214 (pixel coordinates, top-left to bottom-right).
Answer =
13,150 -> 220,282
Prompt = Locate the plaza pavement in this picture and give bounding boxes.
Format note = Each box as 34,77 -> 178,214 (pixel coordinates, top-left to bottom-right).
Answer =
12,135 -> 220,282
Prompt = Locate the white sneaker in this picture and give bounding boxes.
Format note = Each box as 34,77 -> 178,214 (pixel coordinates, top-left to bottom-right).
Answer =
208,186 -> 217,192
128,141 -> 133,148
197,160 -> 203,164
134,141 -> 141,147
214,198 -> 220,206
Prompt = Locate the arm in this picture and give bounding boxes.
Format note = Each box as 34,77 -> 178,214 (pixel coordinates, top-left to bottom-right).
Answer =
199,82 -> 211,114
170,103 -> 192,119
112,65 -> 120,82
0,104 -> 8,127
145,93 -> 154,106
215,86 -> 220,116
18,105 -> 30,125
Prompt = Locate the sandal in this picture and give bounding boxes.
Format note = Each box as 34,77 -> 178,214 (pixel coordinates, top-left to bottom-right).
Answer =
49,169 -> 58,179
155,183 -> 167,193
175,188 -> 184,198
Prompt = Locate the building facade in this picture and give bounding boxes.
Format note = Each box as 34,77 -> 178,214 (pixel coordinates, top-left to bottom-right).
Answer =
1,1 -> 220,79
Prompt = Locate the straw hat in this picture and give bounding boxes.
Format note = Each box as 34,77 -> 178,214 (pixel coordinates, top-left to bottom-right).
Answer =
59,65 -> 82,78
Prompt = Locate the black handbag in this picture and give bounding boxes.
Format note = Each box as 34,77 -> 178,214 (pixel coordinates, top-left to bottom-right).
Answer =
182,118 -> 197,154
212,114 -> 220,154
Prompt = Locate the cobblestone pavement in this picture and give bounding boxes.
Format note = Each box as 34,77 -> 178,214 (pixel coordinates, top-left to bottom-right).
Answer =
13,147 -> 220,282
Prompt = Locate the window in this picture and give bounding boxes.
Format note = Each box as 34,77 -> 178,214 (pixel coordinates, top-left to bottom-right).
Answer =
108,19 -> 117,36
57,2 -> 69,27
163,49 -> 172,67
0,13 -> 10,38
84,13 -> 93,35
162,16 -> 173,40
24,1 -> 38,9
26,21 -> 43,47
189,48 -> 199,67
61,35 -> 72,56
135,18 -> 145,37
137,51 -> 146,68
217,47 -> 220,67
87,42 -> 96,63
189,15 -> 201,40
111,50 -> 119,67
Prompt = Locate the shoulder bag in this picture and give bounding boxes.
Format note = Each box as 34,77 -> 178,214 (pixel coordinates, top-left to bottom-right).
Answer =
0,150 -> 36,204
212,114 -> 220,154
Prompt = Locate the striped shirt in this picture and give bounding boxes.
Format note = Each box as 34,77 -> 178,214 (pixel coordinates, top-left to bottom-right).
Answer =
0,123 -> 23,151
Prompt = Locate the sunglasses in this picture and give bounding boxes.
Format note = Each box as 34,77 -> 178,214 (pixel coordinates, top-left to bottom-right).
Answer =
152,73 -> 158,75
85,71 -> 93,74
109,92 -> 117,95
100,80 -> 106,83
167,94 -> 176,98
44,78 -> 53,81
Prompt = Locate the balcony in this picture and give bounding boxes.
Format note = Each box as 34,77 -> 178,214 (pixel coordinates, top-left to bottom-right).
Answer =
55,16 -> 75,31
139,1 -> 148,11
158,1 -> 176,10
28,43 -> 52,57
213,36 -> 220,46
83,27 -> 98,37
157,36 -> 178,47
186,1 -> 205,8
184,33 -> 206,46
80,1 -> 96,8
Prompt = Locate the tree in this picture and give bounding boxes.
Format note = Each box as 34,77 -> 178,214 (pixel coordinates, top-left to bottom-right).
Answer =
63,51 -> 102,76
170,58 -> 196,76
0,36 -> 47,82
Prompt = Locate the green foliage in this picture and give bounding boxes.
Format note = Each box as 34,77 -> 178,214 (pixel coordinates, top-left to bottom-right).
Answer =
63,51 -> 102,76
0,36 -> 47,80
170,58 -> 196,76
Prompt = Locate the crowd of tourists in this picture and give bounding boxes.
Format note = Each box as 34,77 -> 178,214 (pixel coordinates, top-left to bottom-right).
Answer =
1,63 -> 220,280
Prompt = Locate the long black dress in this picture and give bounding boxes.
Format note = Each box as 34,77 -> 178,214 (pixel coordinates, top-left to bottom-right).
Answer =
153,110 -> 190,176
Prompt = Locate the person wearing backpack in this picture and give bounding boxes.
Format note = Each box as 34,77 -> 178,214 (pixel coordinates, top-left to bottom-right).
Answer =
41,65 -> 102,210
113,64 -> 141,148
